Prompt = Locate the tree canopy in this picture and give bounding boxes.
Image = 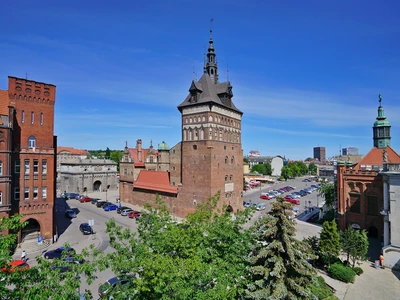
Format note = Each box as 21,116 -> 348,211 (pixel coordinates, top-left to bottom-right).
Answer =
250,162 -> 272,176
317,182 -> 335,208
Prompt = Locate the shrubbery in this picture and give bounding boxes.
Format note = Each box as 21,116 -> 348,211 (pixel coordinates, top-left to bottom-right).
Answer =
328,263 -> 356,283
352,266 -> 364,275
308,276 -> 335,299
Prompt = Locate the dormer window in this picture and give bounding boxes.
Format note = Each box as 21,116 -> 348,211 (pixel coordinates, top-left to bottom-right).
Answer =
28,136 -> 36,148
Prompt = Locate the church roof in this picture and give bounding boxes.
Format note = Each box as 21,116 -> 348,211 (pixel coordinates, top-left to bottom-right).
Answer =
134,170 -> 178,194
353,146 -> 400,171
177,73 -> 242,114
128,148 -> 158,167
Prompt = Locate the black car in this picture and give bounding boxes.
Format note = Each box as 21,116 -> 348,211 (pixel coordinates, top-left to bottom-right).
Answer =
65,209 -> 77,218
98,276 -> 132,298
117,206 -> 129,214
79,223 -> 93,235
44,247 -> 76,259
97,201 -> 111,208
51,257 -> 84,273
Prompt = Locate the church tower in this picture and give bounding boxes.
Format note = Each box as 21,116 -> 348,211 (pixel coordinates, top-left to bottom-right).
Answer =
177,25 -> 243,215
373,95 -> 391,149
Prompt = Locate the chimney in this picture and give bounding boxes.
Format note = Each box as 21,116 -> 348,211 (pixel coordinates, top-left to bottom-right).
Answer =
137,139 -> 142,162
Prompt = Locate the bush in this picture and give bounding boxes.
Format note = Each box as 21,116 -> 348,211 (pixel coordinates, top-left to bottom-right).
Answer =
328,263 -> 356,283
308,276 -> 334,299
352,266 -> 364,275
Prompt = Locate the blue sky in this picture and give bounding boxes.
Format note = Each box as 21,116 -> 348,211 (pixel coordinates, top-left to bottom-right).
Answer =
1,0 -> 399,160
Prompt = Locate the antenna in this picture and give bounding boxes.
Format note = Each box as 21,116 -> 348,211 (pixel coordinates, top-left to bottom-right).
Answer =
210,18 -> 214,37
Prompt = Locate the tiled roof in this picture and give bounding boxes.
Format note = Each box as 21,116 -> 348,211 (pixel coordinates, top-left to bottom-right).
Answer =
178,74 -> 242,114
128,148 -> 158,167
0,90 -> 9,116
134,170 -> 178,194
57,146 -> 90,156
354,146 -> 400,170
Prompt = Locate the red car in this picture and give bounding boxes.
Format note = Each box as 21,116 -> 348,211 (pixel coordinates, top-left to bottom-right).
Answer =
128,210 -> 141,219
79,196 -> 93,203
285,196 -> 300,205
260,194 -> 271,200
1,260 -> 30,273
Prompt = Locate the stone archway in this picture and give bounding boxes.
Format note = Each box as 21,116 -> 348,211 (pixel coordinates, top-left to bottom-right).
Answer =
93,180 -> 102,192
368,226 -> 378,238
226,205 -> 233,213
21,218 -> 41,242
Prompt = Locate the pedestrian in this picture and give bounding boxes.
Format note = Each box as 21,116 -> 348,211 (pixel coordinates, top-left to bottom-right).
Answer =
379,254 -> 385,269
21,250 -> 27,262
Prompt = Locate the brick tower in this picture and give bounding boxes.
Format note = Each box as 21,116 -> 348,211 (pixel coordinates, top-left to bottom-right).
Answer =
177,28 -> 244,215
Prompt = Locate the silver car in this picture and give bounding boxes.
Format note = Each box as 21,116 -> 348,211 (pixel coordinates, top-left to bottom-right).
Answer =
121,208 -> 133,216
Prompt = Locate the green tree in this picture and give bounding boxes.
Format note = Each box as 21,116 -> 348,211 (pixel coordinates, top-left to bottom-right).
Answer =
0,215 -> 97,299
289,163 -> 301,177
318,183 -> 335,208
280,165 -> 292,181
105,147 -> 111,159
245,197 -> 318,299
251,163 -> 267,175
243,157 -> 249,164
341,227 -> 369,267
264,162 -> 272,176
308,163 -> 317,174
93,193 -> 255,299
305,157 -> 312,162
319,220 -> 341,266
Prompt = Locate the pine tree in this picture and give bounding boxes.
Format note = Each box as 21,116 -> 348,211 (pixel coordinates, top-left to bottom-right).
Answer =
245,197 -> 317,300
319,220 -> 341,266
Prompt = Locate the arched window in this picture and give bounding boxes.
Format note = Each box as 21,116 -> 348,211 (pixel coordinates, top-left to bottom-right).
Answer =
230,175 -> 233,181
185,118 -> 188,124
231,156 -> 235,164
28,136 -> 36,148
225,156 -> 228,164
209,115 -> 213,122
225,175 -> 228,182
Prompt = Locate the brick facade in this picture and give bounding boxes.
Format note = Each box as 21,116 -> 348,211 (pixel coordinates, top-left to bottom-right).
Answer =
0,76 -> 57,242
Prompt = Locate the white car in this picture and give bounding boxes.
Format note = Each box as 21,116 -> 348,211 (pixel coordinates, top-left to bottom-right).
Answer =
256,203 -> 266,211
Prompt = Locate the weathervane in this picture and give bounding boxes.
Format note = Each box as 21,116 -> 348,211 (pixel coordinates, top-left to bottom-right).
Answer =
379,94 -> 382,104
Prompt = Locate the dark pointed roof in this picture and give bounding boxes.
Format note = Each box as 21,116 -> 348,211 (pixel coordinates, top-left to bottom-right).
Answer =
178,73 -> 242,114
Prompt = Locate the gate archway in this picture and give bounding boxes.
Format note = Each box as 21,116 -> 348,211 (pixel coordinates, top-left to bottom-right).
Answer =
93,180 -> 102,192
21,218 -> 41,242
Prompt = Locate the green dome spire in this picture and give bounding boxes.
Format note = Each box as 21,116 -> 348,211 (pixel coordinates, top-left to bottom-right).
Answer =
373,94 -> 391,148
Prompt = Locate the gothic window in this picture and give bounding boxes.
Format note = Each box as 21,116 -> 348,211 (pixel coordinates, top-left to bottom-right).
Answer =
189,130 -> 192,140
21,110 -> 25,123
225,175 -> 228,182
209,128 -> 212,139
231,156 -> 234,164
202,116 -> 205,122
40,113 -> 43,125
194,129 -> 198,140
183,130 -> 187,141
225,156 -> 228,164
349,193 -> 361,214
209,116 -> 213,122
230,175 -> 233,181
367,194 -> 379,216
28,136 -> 36,148
198,117 -> 201,122
31,111 -> 34,124
193,145 -> 197,150
185,118 -> 188,124
189,118 -> 192,123
200,128 -> 204,140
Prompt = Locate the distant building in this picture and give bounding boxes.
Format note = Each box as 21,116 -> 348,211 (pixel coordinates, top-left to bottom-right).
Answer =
249,150 -> 260,157
342,147 -> 358,156
57,146 -> 90,175
313,146 -> 326,163
246,155 -> 285,177
59,159 -> 118,194
336,98 -> 400,240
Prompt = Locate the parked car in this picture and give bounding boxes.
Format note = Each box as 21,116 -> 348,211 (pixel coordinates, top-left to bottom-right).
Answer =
66,193 -> 80,200
97,201 -> 110,208
285,196 -> 300,205
128,210 -> 141,218
1,260 -> 30,273
91,198 -> 102,204
65,209 -> 77,218
44,247 -> 76,259
51,257 -> 84,274
121,208 -> 134,216
117,206 -> 129,214
256,203 -> 266,210
260,193 -> 271,200
243,202 -> 253,208
79,196 -> 93,203
104,204 -> 118,211
79,223 -> 93,235
98,275 -> 132,298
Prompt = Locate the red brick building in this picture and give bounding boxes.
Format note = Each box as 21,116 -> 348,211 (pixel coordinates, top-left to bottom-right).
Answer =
0,76 -> 57,242
119,30 -> 244,217
336,100 -> 400,238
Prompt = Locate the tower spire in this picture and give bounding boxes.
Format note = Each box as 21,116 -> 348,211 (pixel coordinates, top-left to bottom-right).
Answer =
205,18 -> 218,84
373,94 -> 391,148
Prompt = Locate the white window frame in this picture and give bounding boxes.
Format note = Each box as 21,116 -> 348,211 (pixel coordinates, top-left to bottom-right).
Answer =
42,187 -> 47,200
21,110 -> 25,123
42,160 -> 47,175
24,160 -> 30,175
31,111 -> 34,124
40,112 -> 43,125
24,187 -> 29,200
0,161 -> 2,175
0,191 -> 2,205
33,187 -> 38,200
33,160 -> 39,174
28,136 -> 36,148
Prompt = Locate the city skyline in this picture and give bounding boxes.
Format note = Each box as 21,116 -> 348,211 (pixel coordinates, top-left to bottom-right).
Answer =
1,1 -> 399,160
